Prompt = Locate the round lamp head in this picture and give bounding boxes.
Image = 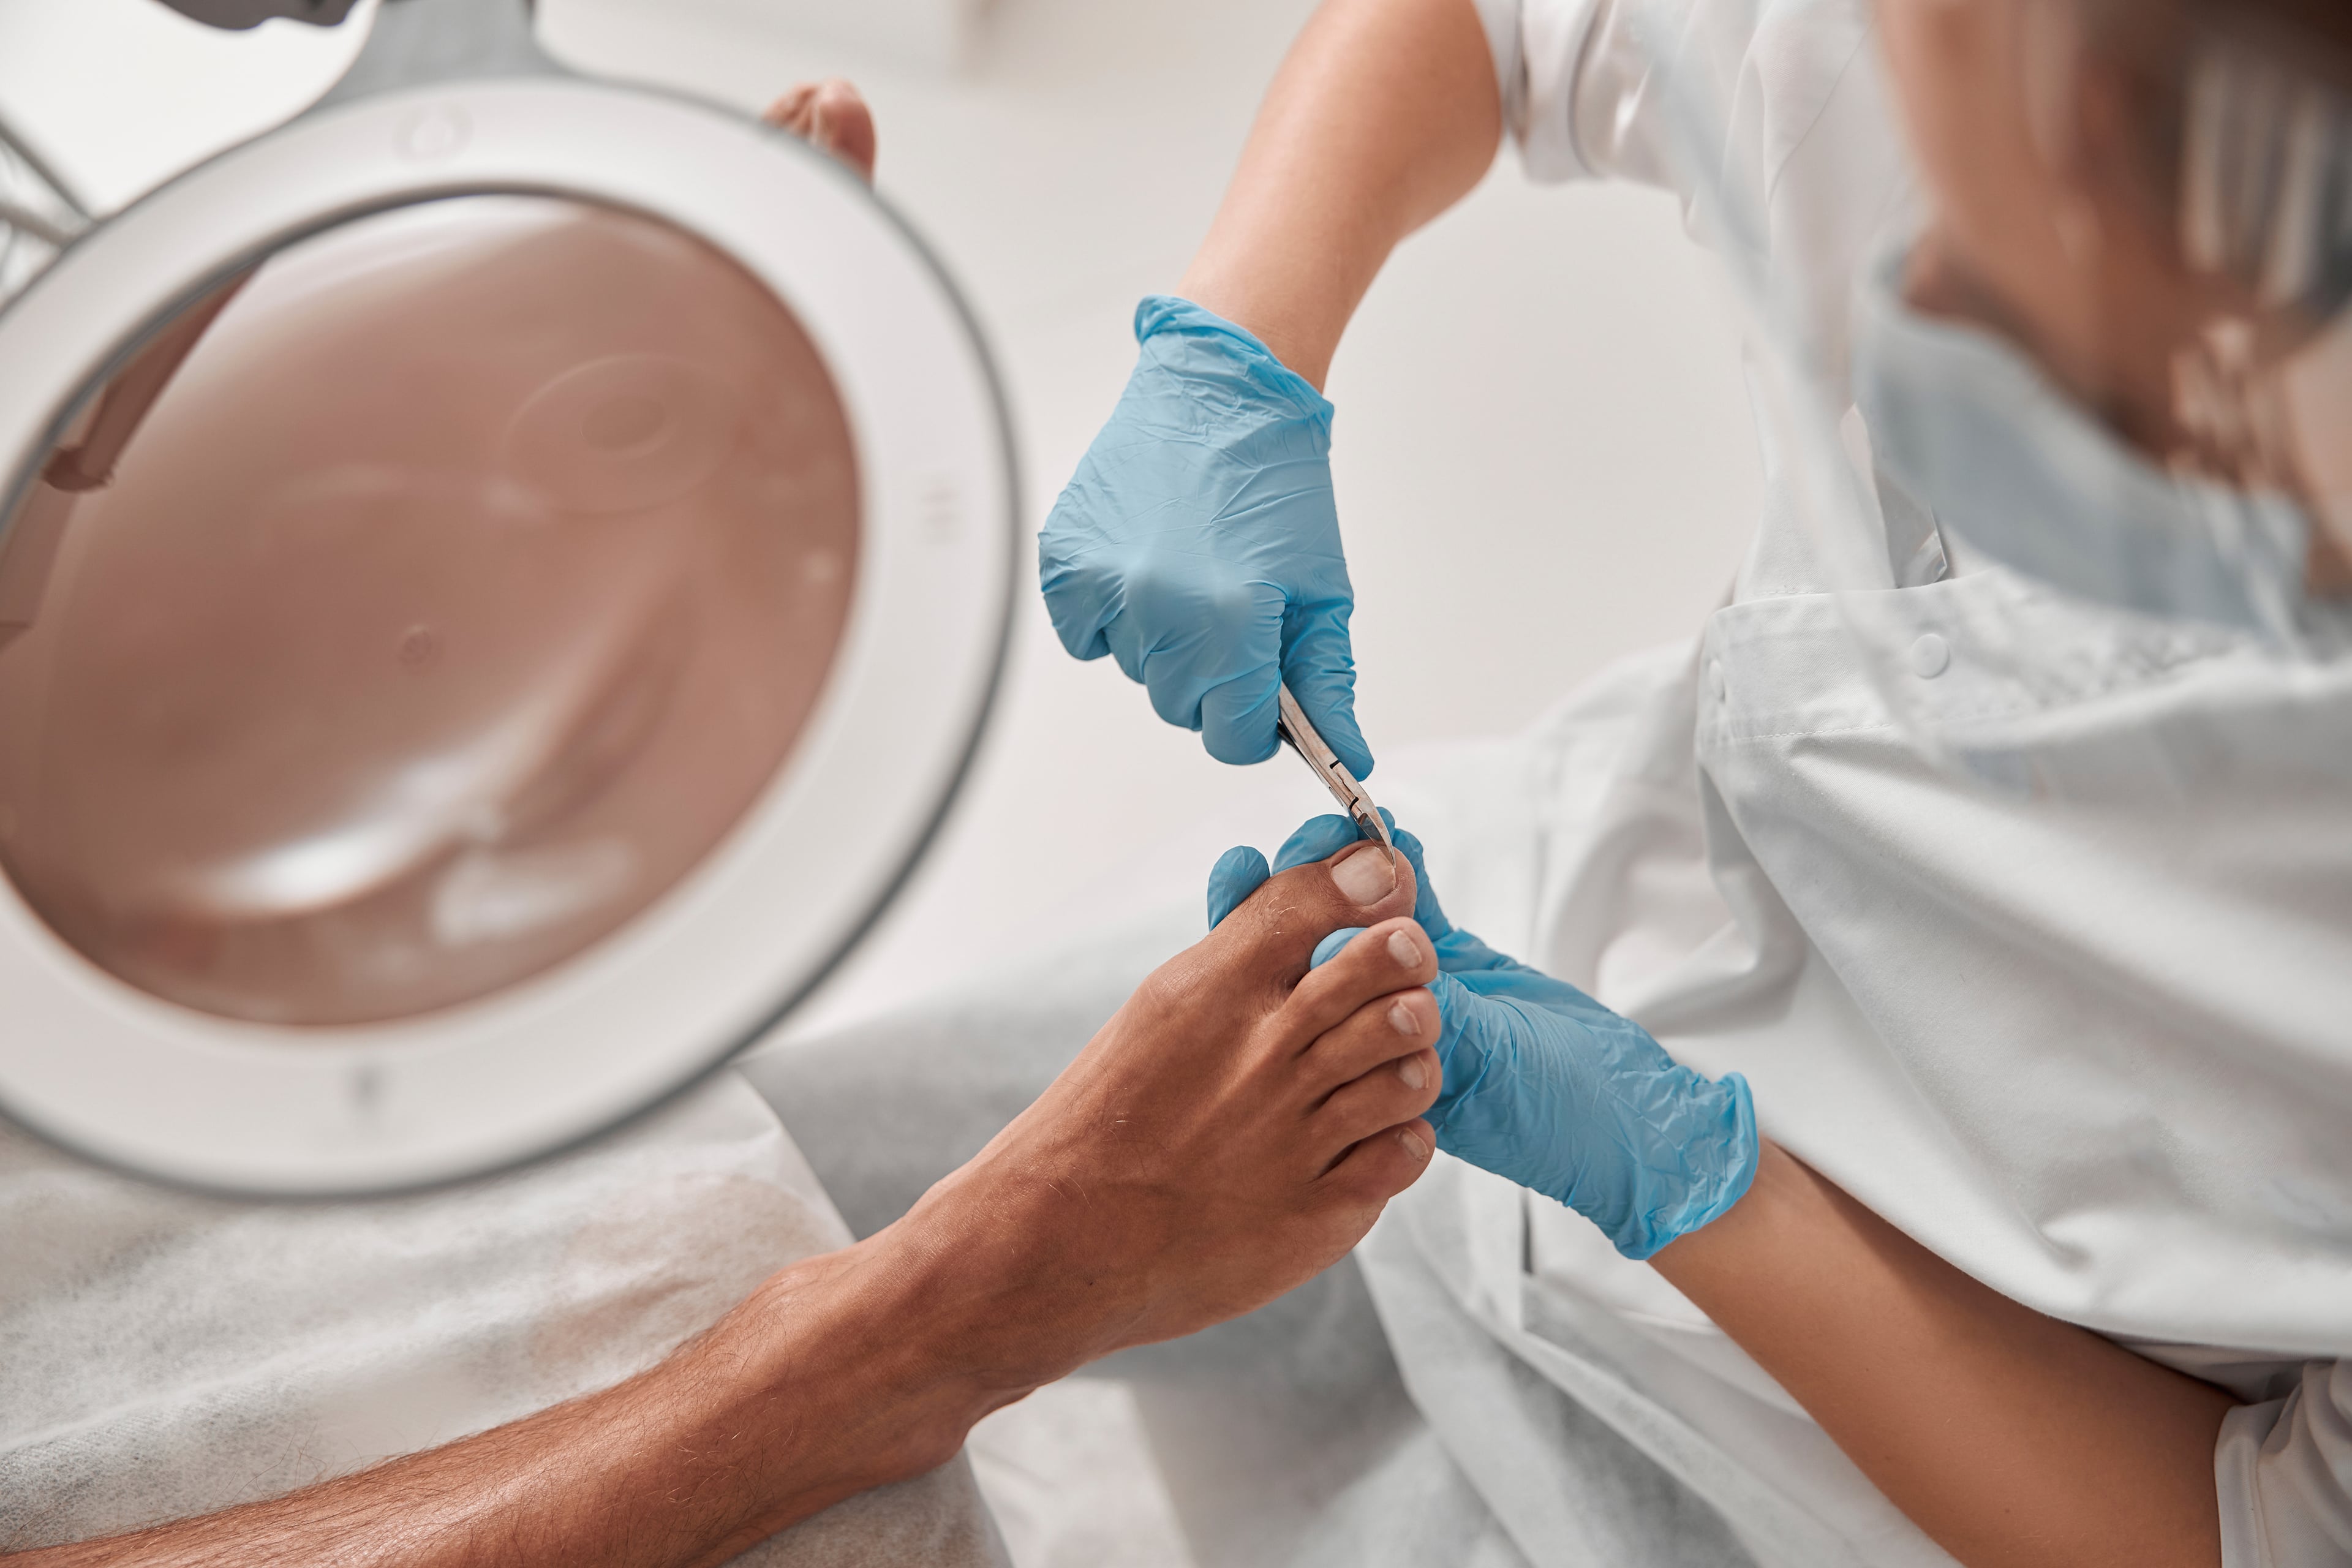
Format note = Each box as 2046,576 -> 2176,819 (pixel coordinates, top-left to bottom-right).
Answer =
0,43 -> 1015,1195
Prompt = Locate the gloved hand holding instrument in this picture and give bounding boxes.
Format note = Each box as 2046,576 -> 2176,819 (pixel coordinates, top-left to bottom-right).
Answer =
1039,295 -> 1374,780
1051,293 -> 1752,1259
1208,812 -> 1758,1261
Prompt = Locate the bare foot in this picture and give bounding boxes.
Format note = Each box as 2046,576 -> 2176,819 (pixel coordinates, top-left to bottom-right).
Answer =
880,839 -> 1442,1398
764,79 -> 878,183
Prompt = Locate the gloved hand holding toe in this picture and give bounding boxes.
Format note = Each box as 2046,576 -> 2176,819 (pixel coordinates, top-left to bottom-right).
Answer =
1208,810 -> 1758,1260
1041,295 -> 1371,777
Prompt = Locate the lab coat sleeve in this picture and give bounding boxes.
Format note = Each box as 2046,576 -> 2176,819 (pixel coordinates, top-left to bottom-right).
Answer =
1468,0 -> 1772,188
2217,1361 -> 2352,1567
1468,0 -> 1604,182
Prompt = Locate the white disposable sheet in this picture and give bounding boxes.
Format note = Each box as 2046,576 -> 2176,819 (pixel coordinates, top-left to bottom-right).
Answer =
0,1071 -> 1006,1564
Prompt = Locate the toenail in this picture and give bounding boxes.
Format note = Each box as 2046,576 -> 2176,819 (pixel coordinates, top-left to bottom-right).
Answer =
1332,846 -> 1396,905
1387,930 -> 1420,968
1387,1000 -> 1418,1036
1398,1128 -> 1430,1161
1396,1055 -> 1427,1090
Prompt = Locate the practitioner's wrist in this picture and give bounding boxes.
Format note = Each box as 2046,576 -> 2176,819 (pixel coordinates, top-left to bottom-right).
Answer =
1168,273 -> 1340,391
1607,1068 -> 1760,1260
1133,294 -> 1335,426
1648,1137 -> 1803,1283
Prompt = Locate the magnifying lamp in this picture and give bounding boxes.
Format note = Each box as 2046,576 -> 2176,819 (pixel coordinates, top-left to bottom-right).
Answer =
0,0 -> 1017,1197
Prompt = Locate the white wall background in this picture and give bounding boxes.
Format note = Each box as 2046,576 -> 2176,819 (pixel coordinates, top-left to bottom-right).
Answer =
0,0 -> 1762,1033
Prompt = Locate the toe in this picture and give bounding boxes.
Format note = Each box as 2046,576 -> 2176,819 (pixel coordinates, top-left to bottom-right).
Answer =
1281,916 -> 1436,1044
1321,1119 -> 1436,1207
1202,850 -> 1419,995
1312,1041 -> 1441,1160
1302,982 -> 1439,1091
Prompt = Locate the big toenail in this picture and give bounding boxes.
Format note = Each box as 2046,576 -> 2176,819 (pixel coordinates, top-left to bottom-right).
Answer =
1387,930 -> 1420,968
1388,1000 -> 1418,1035
1398,1129 -> 1430,1161
1333,848 -> 1395,905
1396,1056 -> 1427,1090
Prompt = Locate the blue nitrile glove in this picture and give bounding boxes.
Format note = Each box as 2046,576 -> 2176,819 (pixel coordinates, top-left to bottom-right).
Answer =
1040,295 -> 1372,777
1207,813 -> 1758,1261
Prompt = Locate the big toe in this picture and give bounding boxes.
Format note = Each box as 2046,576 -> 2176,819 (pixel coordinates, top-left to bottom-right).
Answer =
1204,840 -> 1418,987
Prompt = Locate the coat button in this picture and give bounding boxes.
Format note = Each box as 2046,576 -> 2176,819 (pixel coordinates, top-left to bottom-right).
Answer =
1909,633 -> 1951,679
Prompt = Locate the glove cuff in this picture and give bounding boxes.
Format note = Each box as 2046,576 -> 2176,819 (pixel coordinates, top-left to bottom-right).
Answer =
1133,295 -> 1334,429
1610,1072 -> 1761,1262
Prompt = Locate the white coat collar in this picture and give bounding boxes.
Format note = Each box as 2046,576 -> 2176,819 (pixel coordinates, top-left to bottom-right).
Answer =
1850,241 -> 2318,642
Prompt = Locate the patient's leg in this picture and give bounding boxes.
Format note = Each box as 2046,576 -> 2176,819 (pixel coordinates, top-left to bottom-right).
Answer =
742,858 -> 1434,1566
739,910 -> 1177,1239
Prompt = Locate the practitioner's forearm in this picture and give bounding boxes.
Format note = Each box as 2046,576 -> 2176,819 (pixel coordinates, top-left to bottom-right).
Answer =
1178,0 -> 1501,386
1653,1142 -> 2235,1568
7,1238 -> 1005,1568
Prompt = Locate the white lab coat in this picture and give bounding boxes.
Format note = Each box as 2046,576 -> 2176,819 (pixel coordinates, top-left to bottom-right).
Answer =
1329,1 -> 2352,1562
